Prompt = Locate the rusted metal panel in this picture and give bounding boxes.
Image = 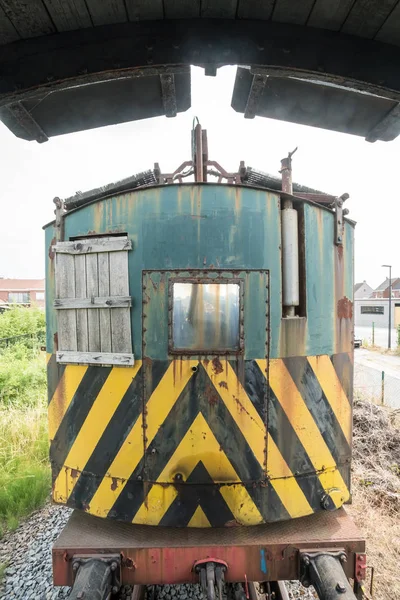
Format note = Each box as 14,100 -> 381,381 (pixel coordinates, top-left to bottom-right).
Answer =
52,508 -> 365,585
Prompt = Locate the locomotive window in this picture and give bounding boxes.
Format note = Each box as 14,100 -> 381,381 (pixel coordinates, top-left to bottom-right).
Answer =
172,282 -> 240,352
360,306 -> 384,314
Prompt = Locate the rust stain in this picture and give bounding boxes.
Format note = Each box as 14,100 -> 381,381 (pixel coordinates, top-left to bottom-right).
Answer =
218,381 -> 228,390
111,477 -> 119,491
48,236 -> 56,260
123,557 -> 135,570
53,332 -> 58,352
225,519 -> 241,527
337,296 -> 353,319
211,357 -> 224,375
70,469 -> 79,479
205,381 -> 219,406
233,394 -> 246,414
203,358 -> 210,367
337,244 -> 344,260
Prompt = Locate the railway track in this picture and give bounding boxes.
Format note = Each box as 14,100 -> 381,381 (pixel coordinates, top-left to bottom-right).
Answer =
119,582 -> 291,600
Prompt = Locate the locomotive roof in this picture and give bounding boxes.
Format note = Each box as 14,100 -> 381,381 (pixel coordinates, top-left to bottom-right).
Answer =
61,166 -> 335,212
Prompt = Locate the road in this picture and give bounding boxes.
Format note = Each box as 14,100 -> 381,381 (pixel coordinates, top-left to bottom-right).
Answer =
355,325 -> 398,349
354,348 -> 400,408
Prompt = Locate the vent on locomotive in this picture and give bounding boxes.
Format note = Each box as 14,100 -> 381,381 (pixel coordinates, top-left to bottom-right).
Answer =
46,122 -> 353,529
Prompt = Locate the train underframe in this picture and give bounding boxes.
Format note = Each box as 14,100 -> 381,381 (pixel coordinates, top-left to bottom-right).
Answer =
52,507 -> 366,600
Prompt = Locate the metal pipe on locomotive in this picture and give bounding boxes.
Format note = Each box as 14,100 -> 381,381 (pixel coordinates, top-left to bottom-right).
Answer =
44,123 -> 365,600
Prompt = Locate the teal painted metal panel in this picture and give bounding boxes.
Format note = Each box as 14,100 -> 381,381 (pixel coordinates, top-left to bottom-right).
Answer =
142,269 -> 268,360
304,203 -> 335,356
45,225 -> 57,354
344,220 -> 354,301
44,184 -> 281,359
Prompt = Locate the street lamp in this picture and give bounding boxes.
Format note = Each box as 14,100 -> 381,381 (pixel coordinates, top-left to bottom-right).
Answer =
382,264 -> 392,349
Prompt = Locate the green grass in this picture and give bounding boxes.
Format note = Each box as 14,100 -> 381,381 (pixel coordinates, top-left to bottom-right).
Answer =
0,399 -> 50,537
0,308 -> 50,537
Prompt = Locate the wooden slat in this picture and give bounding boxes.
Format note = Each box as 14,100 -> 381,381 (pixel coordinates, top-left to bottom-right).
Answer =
74,254 -> 89,353
125,0 -> 163,20
341,0 -> 398,38
98,252 -> 112,353
0,0 -> 55,37
0,4 -> 20,43
56,351 -> 134,366
375,2 -> 400,45
55,253 -> 77,351
272,0 -> 316,24
54,237 -> 132,255
54,296 -> 132,310
84,0 -> 127,25
86,253 -> 101,352
307,0 -> 355,30
201,0 -> 238,18
109,251 -> 132,354
237,0 -> 274,19
164,0 -> 200,18
43,0 -> 92,31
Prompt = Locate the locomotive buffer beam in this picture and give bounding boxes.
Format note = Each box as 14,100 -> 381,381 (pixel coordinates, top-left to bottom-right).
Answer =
300,551 -> 357,600
52,509 -> 365,587
69,554 -> 121,600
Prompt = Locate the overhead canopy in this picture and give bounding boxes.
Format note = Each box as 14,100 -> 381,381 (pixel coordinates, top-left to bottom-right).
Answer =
1,1 -> 400,142
231,68 -> 400,142
0,67 -> 190,142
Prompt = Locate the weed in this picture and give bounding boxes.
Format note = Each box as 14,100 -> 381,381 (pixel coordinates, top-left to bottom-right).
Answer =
0,404 -> 50,535
0,308 -> 50,535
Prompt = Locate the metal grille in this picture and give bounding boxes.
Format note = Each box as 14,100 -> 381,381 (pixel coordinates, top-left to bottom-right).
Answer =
64,170 -> 157,211
241,167 -> 327,195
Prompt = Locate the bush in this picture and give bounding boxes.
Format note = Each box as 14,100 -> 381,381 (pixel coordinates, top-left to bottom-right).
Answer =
0,306 -> 45,340
0,345 -> 46,407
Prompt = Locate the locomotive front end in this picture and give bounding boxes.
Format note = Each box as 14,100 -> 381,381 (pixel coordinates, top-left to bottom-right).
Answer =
45,125 -> 364,597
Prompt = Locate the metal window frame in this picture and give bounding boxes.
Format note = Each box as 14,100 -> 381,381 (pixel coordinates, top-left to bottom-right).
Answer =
167,274 -> 245,356
360,306 -> 384,315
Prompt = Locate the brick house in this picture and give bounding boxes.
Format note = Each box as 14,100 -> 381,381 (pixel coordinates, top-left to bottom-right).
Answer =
0,278 -> 45,308
371,277 -> 400,299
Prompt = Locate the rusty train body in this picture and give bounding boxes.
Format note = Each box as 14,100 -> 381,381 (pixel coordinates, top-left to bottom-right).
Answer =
45,130 -> 365,599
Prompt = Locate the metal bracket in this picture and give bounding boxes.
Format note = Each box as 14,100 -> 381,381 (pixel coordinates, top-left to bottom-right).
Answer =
300,551 -> 359,600
333,193 -> 349,246
70,554 -> 121,600
53,196 -> 65,242
194,559 -> 228,600
354,553 -> 367,584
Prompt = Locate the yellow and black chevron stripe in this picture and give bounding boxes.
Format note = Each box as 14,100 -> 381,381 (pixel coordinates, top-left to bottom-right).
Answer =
47,352 -> 353,528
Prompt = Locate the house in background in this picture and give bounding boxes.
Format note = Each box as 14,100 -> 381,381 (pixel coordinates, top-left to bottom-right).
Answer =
371,276 -> 400,298
354,281 -> 373,299
0,278 -> 45,308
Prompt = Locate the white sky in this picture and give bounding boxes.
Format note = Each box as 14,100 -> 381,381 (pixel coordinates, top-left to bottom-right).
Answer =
0,65 -> 398,288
